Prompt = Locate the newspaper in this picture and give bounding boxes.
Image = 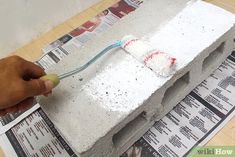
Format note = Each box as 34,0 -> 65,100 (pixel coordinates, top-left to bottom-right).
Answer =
0,103 -> 40,135
121,51 -> 235,157
0,108 -> 78,157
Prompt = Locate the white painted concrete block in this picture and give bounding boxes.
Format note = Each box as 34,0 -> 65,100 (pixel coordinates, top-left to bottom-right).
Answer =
40,0 -> 235,156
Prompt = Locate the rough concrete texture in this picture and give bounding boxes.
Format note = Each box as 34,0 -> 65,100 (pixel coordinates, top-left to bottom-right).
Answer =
40,0 -> 235,157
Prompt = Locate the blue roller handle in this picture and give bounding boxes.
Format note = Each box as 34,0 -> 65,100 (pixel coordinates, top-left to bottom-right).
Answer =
58,41 -> 122,80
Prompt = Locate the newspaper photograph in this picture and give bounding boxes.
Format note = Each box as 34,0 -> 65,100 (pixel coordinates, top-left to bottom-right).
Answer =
121,51 -> 235,157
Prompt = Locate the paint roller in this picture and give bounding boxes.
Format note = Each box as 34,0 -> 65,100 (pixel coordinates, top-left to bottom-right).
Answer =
41,35 -> 177,88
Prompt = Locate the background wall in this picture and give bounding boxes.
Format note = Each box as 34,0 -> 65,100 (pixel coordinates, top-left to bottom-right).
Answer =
0,0 -> 100,58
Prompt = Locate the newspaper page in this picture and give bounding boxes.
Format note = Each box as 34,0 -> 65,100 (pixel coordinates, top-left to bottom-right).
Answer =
121,51 -> 235,157
0,102 -> 40,135
0,0 -> 143,134
0,108 -> 77,157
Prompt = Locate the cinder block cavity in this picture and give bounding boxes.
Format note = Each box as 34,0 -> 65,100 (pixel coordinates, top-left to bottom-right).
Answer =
161,72 -> 190,107
202,41 -> 225,72
112,111 -> 147,148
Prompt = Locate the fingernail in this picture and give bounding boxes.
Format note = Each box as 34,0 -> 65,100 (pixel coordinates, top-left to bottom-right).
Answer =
44,80 -> 54,92
43,91 -> 52,97
44,93 -> 52,97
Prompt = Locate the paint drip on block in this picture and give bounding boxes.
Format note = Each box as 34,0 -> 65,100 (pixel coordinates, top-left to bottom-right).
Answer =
121,35 -> 177,77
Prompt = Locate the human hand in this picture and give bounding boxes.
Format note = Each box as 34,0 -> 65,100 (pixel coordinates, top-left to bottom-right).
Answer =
0,56 -> 54,115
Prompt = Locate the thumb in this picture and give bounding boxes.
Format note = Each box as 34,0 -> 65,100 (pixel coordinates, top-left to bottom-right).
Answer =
24,79 -> 54,97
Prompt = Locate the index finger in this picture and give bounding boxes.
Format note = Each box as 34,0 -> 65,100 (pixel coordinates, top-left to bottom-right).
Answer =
22,61 -> 46,79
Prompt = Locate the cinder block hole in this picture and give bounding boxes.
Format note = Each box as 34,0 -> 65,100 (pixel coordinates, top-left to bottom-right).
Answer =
202,42 -> 225,71
112,112 -> 147,148
161,72 -> 190,106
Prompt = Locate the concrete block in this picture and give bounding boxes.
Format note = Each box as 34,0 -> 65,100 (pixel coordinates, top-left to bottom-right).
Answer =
40,0 -> 235,156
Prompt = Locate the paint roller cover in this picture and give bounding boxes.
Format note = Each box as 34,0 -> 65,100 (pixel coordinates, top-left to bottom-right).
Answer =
144,52 -> 177,77
121,35 -> 154,58
121,35 -> 177,77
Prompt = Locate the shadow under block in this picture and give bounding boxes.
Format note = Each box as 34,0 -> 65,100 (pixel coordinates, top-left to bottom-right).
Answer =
40,1 -> 235,156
